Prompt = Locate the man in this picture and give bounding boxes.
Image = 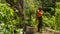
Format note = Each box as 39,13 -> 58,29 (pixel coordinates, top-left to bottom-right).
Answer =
36,8 -> 44,33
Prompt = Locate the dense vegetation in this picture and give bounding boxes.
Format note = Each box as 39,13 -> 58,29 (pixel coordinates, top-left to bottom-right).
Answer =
0,0 -> 60,34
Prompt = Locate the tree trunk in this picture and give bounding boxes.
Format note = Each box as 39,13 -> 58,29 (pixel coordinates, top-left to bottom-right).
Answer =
6,0 -> 24,34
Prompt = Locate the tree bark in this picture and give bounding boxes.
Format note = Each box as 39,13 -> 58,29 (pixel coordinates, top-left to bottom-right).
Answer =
6,0 -> 24,34
6,0 -> 24,20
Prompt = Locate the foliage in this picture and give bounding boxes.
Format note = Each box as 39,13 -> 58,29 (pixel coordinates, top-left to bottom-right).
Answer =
43,2 -> 60,31
0,3 -> 22,34
24,0 -> 60,31
24,0 -> 39,26
0,0 -> 60,34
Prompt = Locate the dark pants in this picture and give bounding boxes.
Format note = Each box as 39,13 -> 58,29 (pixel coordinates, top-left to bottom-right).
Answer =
37,17 -> 42,32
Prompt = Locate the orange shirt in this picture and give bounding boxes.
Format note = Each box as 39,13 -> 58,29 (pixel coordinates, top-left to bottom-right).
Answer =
37,10 -> 44,17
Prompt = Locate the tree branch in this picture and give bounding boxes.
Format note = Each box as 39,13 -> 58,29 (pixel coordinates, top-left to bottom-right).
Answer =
6,0 -> 24,20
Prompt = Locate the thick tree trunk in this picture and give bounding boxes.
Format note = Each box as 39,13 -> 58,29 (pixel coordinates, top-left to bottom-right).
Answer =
6,0 -> 24,19
6,0 -> 24,34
